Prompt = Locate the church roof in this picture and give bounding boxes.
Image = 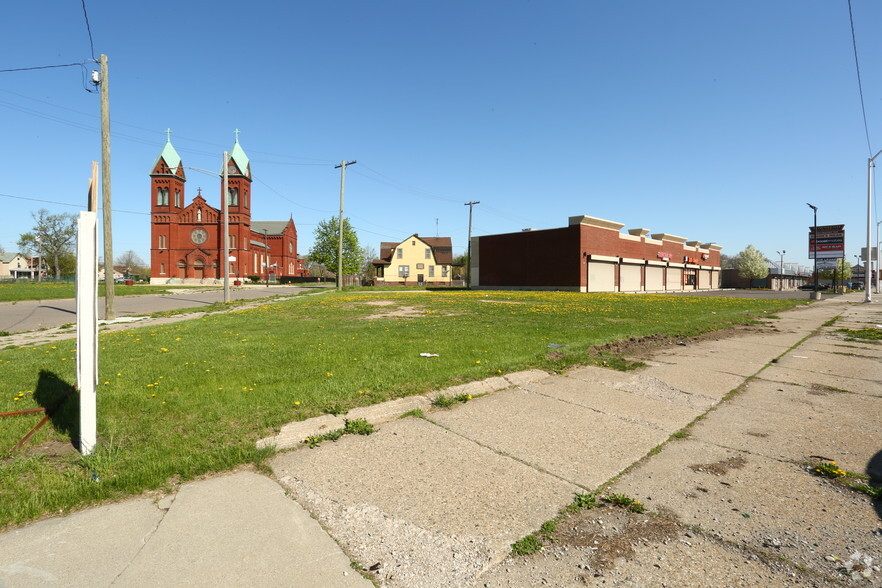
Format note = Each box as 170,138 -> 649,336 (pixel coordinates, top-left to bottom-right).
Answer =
151,139 -> 182,174
229,134 -> 250,176
252,220 -> 289,236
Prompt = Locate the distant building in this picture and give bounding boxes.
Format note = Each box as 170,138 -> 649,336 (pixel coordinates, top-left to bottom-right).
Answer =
471,215 -> 723,292
0,253 -> 39,280
373,234 -> 458,286
149,135 -> 307,284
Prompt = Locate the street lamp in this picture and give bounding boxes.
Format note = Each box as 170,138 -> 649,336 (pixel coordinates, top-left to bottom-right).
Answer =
807,203 -> 818,292
776,250 -> 786,291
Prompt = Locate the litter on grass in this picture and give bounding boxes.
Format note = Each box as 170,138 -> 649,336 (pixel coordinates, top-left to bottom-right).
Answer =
419,353 -> 439,357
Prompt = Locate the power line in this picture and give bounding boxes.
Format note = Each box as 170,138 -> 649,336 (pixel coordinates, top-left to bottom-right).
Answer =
847,0 -> 873,156
81,0 -> 96,60
0,62 -> 86,73
0,192 -> 148,215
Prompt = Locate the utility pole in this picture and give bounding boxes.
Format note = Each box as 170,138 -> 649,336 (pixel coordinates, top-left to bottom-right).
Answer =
99,54 -> 115,319
464,201 -> 480,288
222,151 -> 230,303
335,160 -> 356,291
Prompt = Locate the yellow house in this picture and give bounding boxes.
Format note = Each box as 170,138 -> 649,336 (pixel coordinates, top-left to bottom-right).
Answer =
373,234 -> 457,285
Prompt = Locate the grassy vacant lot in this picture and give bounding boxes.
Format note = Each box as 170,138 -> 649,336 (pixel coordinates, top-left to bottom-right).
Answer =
0,290 -> 803,528
0,281 -> 204,303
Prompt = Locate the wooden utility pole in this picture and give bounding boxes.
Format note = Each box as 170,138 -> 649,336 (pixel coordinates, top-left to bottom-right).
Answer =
334,160 -> 356,290
99,54 -> 115,319
464,201 -> 480,287
222,151 -> 230,303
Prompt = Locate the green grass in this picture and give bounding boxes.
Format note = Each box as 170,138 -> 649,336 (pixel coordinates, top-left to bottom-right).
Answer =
0,282 -> 204,302
837,327 -> 882,342
0,290 -> 803,528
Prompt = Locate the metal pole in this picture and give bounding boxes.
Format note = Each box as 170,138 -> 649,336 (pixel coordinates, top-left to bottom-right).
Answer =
334,160 -> 356,290
876,219 -> 882,294
777,250 -> 785,291
264,229 -> 269,287
866,154 -> 877,302
222,151 -> 230,303
99,54 -> 115,319
807,203 -> 818,292
464,201 -> 480,287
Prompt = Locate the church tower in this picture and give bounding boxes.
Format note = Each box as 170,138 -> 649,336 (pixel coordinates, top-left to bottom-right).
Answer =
150,134 -> 186,280
223,131 -> 253,277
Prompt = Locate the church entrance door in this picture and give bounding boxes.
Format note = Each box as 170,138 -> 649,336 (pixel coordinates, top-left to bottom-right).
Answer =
193,259 -> 204,279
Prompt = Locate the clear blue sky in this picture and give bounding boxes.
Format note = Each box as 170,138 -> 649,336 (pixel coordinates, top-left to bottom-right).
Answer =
3,1 -> 881,270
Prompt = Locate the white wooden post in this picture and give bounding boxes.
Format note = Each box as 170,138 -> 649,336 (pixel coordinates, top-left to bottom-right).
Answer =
77,163 -> 99,455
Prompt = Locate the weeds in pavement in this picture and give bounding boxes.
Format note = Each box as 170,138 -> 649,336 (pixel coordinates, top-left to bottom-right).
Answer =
809,461 -> 881,499
431,393 -> 472,408
302,418 -> 375,448
605,493 -> 646,513
511,533 -> 543,556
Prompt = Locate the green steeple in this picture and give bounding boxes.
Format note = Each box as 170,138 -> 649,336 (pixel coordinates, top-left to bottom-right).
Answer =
224,129 -> 250,177
151,130 -> 182,175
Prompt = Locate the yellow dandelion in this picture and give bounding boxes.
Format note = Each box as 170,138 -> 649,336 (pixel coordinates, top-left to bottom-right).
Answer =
294,401 -> 301,405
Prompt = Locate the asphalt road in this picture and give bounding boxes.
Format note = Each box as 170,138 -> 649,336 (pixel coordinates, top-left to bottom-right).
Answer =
0,285 -> 327,334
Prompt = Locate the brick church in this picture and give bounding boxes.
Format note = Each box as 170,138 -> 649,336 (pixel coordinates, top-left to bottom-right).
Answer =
149,134 -> 307,284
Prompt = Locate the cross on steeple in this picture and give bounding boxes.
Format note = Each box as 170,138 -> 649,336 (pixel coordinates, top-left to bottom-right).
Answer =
197,187 -> 202,196
234,128 -> 241,143
165,128 -> 172,143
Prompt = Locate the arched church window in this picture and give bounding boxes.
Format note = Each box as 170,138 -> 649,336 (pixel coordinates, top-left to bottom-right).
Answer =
227,187 -> 239,206
197,208 -> 202,222
174,190 -> 181,207
157,187 -> 169,206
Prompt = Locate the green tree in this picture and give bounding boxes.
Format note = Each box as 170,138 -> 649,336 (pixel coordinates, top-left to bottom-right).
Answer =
115,250 -> 149,276
719,253 -> 738,270
819,259 -> 852,283
308,217 -> 361,278
361,244 -> 378,284
17,209 -> 77,279
736,244 -> 769,285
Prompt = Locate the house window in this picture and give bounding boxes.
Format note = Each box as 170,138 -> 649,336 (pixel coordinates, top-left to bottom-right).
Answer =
396,248 -> 402,259
398,265 -> 410,277
442,265 -> 448,277
425,248 -> 431,259
416,263 -> 424,270
377,266 -> 384,278
428,265 -> 435,277
412,241 -> 416,246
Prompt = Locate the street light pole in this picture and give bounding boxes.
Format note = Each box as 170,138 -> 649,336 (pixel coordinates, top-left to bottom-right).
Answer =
776,250 -> 785,291
264,228 -> 269,287
807,203 -> 818,292
865,149 -> 882,302
876,218 -> 882,294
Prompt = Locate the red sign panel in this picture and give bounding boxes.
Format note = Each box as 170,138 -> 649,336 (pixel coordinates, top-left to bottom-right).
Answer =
809,224 -> 845,259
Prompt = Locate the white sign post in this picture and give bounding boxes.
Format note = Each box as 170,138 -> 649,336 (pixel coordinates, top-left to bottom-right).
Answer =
77,162 -> 99,455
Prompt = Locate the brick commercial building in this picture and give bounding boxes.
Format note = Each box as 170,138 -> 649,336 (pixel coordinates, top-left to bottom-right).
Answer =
471,215 -> 722,292
149,135 -> 306,284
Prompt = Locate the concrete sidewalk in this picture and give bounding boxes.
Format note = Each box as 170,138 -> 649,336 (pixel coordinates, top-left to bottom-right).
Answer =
0,293 -> 879,586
